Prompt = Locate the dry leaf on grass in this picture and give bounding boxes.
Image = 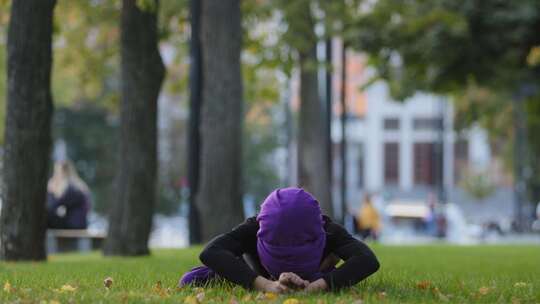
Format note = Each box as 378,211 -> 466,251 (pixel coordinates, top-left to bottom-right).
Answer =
54,284 -> 76,293
196,292 -> 205,302
478,286 -> 490,295
283,298 -> 300,304
152,281 -> 170,298
104,277 -> 113,289
184,295 -> 199,304
265,292 -> 278,300
3,281 -> 13,293
416,280 -> 431,290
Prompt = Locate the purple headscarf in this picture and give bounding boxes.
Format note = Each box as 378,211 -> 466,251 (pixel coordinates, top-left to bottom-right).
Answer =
256,187 -> 326,281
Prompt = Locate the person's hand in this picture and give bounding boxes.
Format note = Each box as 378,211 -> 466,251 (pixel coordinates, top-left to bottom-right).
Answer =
279,272 -> 309,290
253,276 -> 289,294
304,278 -> 328,293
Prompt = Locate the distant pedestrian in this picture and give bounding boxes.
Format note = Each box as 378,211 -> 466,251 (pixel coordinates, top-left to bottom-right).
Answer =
356,194 -> 381,241
46,160 -> 91,229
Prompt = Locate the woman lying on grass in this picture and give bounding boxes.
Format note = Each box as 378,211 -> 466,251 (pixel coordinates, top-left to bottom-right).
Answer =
180,187 -> 380,293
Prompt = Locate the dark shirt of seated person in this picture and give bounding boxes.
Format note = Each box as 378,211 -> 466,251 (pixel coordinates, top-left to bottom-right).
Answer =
179,187 -> 380,293
46,160 -> 91,230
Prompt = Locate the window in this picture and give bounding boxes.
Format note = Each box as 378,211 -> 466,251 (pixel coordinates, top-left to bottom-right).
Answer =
413,142 -> 443,185
413,117 -> 443,130
384,118 -> 400,130
384,142 -> 399,185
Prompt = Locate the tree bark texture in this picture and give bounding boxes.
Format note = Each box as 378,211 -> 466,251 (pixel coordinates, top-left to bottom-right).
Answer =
104,0 -> 165,256
188,0 -> 202,244
294,3 -> 334,217
0,0 -> 56,261
197,0 -> 244,242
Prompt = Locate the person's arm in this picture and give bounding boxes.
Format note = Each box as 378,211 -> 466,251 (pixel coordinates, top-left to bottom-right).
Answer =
198,218 -> 262,289
319,222 -> 380,291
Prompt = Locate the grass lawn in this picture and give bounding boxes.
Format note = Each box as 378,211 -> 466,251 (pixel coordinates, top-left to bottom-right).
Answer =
1,245 -> 539,303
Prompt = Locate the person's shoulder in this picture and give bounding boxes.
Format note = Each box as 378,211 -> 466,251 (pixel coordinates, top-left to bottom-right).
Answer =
322,215 -> 347,234
231,216 -> 259,231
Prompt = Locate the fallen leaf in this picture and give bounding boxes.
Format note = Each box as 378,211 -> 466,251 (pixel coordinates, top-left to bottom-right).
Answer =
104,277 -> 113,289
283,298 -> 300,304
184,295 -> 199,304
196,292 -> 205,302
265,292 -> 278,300
514,282 -> 528,288
416,281 -> 431,290
60,284 -> 77,292
3,281 -> 13,293
478,286 -> 490,295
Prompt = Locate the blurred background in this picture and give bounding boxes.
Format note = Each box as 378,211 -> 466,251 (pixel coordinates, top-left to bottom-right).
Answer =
0,0 -> 539,258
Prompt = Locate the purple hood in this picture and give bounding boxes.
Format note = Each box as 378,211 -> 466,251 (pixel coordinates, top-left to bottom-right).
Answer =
256,187 -> 326,281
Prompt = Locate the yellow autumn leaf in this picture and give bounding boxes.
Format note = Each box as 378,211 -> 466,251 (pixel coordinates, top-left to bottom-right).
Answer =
283,298 -> 300,304
60,284 -> 77,292
3,281 -> 12,293
265,292 -> 278,300
184,295 -> 199,304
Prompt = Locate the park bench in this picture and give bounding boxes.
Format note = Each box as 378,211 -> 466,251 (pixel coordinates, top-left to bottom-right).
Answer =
47,229 -> 106,253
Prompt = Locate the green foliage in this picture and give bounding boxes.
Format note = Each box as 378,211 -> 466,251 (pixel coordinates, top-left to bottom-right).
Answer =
52,0 -> 121,111
1,246 -> 540,303
355,0 -> 540,98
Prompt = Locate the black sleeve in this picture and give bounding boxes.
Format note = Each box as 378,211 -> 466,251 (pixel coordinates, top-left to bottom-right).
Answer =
321,222 -> 380,290
199,218 -> 259,289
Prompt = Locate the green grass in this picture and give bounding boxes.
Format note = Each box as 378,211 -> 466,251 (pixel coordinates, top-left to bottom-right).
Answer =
1,245 -> 539,303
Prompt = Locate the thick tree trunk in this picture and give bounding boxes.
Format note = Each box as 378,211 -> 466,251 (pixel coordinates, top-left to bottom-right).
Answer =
104,0 -> 165,256
188,0 -> 202,245
197,0 -> 244,242
0,0 -> 56,261
295,6 -> 334,217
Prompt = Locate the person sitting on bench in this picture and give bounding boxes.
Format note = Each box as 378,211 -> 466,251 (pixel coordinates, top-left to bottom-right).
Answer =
46,160 -> 91,230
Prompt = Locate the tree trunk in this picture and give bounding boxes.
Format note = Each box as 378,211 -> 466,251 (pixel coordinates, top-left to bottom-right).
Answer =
0,0 -> 56,261
104,0 -> 165,256
187,0 -> 202,245
197,0 -> 244,242
296,7 -> 334,217
339,43 -> 347,224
